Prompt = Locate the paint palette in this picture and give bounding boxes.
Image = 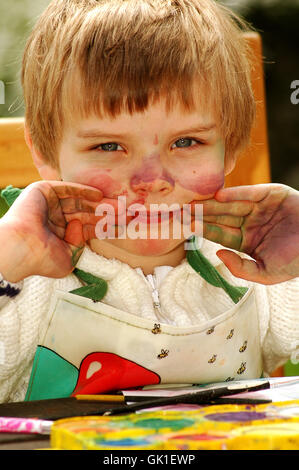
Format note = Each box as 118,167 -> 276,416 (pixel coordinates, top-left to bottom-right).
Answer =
51,411 -> 212,450
193,400 -> 299,431
228,422 -> 299,450
50,401 -> 299,450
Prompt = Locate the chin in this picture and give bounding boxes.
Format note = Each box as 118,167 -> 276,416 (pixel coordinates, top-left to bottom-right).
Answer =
114,237 -> 184,257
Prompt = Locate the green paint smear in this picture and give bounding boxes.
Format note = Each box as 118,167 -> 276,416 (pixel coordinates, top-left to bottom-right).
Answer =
205,224 -> 241,251
130,417 -> 195,431
186,236 -> 248,304
92,437 -> 151,447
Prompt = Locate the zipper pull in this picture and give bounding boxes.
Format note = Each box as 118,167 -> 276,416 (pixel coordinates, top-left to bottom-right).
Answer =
147,274 -> 161,308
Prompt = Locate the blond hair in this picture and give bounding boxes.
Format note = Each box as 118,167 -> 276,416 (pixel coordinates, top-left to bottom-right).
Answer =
22,0 -> 256,169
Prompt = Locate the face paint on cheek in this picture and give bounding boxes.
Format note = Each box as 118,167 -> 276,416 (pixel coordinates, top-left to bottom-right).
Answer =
74,169 -> 123,198
178,170 -> 225,196
177,140 -> 225,196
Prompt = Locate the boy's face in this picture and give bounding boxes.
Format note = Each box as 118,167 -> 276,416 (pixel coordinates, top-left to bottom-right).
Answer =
58,96 -> 227,257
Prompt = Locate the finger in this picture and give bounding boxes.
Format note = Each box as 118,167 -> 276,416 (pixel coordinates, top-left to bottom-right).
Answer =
63,199 -> 131,225
82,222 -> 123,241
95,198 -> 127,216
215,184 -> 275,203
83,224 -> 96,242
64,212 -> 100,225
49,181 -> 103,202
216,249 -> 271,284
64,219 -> 84,247
33,184 -> 66,228
203,215 -> 244,228
201,222 -> 242,250
190,199 -> 253,217
60,198 -> 100,214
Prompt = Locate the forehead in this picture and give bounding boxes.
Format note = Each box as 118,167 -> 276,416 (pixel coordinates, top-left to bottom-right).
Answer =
62,72 -> 218,135
64,102 -> 218,144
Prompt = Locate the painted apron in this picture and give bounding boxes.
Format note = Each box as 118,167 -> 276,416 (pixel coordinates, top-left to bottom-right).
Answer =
25,240 -> 263,401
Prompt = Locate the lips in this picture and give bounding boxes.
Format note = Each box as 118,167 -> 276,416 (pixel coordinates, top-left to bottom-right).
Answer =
135,211 -> 176,223
127,209 -> 182,224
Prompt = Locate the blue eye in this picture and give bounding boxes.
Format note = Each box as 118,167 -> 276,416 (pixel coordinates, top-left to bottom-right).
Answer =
172,138 -> 201,149
99,142 -> 120,152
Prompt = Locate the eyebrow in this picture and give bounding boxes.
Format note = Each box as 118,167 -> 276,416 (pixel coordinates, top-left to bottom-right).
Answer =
76,124 -> 217,139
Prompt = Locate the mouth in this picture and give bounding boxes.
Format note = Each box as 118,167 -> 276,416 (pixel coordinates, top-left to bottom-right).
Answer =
130,210 -> 182,224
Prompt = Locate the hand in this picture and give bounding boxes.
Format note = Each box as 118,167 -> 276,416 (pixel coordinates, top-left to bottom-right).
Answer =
0,181 -> 111,281
191,184 -> 299,285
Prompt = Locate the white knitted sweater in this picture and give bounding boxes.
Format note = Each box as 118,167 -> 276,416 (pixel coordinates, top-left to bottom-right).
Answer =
0,239 -> 298,403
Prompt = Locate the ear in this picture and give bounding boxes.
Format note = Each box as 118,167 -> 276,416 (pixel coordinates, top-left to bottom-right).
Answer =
24,125 -> 61,180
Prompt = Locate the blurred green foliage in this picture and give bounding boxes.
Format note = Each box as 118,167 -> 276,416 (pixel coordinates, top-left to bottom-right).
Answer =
0,0 -> 298,188
0,0 -> 50,117
0,195 -> 8,218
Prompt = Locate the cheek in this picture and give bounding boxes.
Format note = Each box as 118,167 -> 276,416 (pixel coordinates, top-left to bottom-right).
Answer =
178,169 -> 225,195
73,169 -> 123,197
172,148 -> 225,196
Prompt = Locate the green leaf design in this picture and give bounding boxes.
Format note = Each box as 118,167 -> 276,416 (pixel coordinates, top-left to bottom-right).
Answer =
186,236 -> 248,304
70,268 -> 108,301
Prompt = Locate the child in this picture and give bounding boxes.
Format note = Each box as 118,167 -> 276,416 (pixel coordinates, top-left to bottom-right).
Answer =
0,0 -> 298,403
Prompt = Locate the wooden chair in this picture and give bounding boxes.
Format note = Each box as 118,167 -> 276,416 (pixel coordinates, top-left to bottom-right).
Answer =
0,34 -> 285,377
225,32 -> 271,187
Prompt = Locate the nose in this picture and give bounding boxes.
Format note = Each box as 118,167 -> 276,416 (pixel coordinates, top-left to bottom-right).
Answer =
130,176 -> 174,195
130,154 -> 175,196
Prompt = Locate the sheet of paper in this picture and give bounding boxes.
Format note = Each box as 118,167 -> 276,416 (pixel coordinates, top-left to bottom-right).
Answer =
229,377 -> 299,402
122,377 -> 299,402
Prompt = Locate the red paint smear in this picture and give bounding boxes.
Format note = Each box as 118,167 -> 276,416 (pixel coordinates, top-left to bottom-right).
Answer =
179,172 -> 224,195
72,352 -> 160,395
130,154 -> 175,193
78,170 -> 122,197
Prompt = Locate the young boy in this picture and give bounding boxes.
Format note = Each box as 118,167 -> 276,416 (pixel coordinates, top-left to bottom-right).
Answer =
0,0 -> 298,403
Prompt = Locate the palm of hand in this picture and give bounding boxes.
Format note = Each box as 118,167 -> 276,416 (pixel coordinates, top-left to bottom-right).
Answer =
200,184 -> 299,284
239,189 -> 299,282
3,181 -> 103,279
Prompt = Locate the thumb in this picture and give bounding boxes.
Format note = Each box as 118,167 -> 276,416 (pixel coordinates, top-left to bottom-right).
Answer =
216,249 -> 264,283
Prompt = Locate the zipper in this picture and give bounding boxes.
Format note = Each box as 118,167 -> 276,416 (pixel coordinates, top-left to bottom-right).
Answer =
143,273 -> 163,319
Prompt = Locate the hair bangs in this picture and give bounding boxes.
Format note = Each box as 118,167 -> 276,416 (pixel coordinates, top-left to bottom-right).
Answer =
22,0 -> 256,167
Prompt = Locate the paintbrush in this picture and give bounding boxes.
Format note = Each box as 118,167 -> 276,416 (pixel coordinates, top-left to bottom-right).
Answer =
103,380 -> 271,416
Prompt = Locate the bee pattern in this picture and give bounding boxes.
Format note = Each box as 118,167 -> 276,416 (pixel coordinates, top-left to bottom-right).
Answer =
237,362 -> 246,375
226,329 -> 234,340
239,341 -> 248,353
151,323 -> 161,335
208,354 -> 217,364
157,349 -> 169,359
206,326 -> 215,335
225,377 -> 235,382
